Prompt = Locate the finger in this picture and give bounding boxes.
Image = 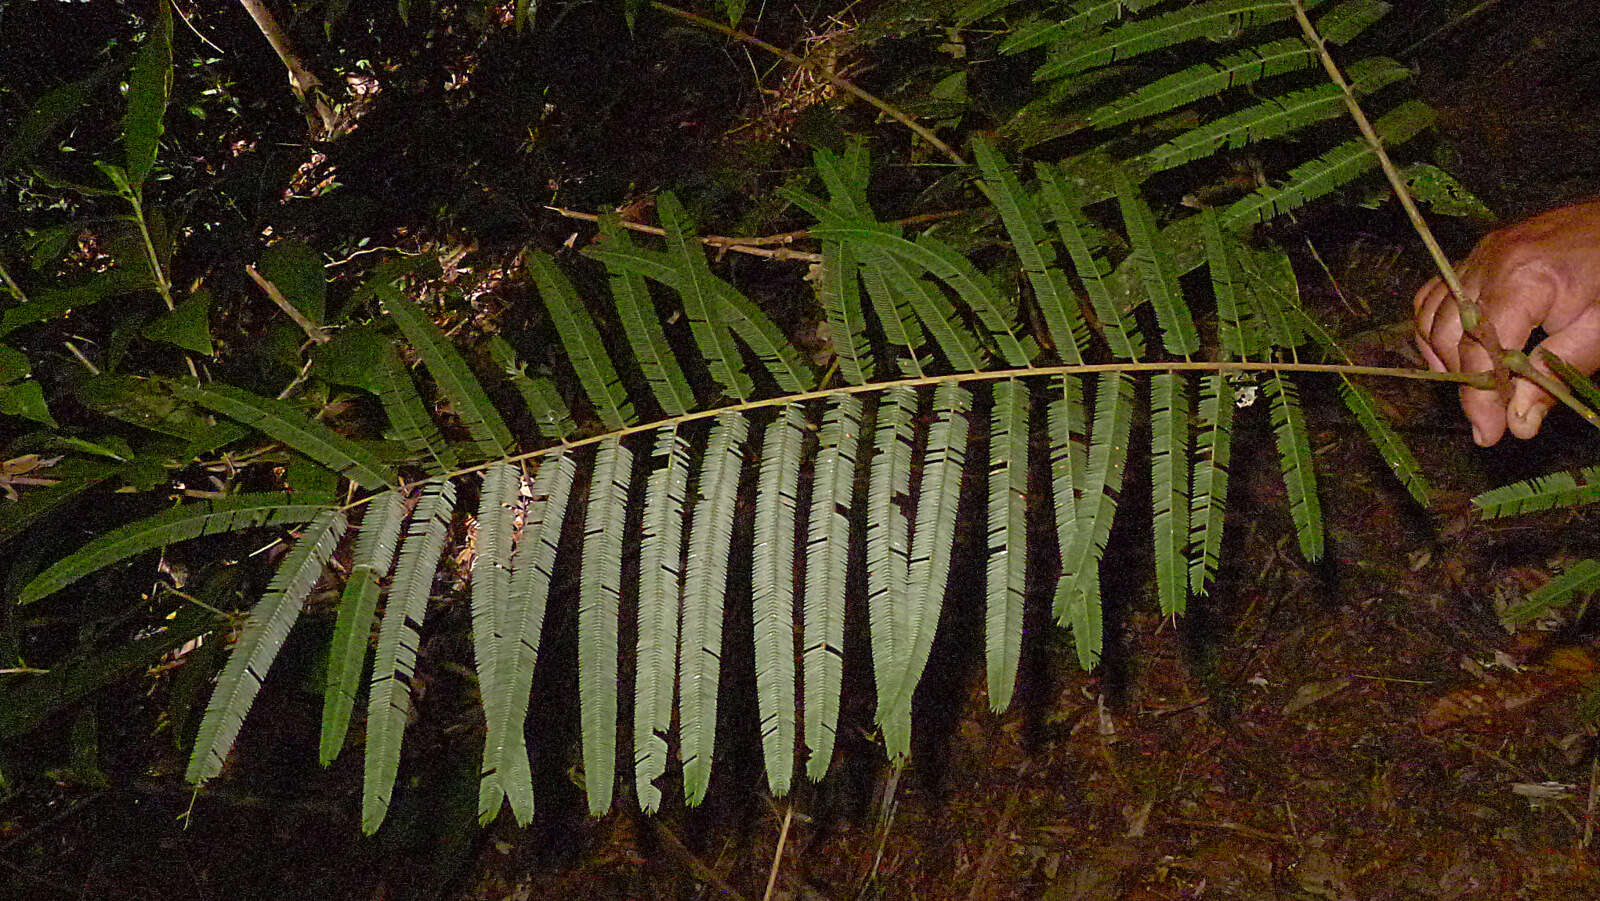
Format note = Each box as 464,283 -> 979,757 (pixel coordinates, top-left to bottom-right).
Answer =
1507,306 -> 1600,438
1413,278 -> 1452,371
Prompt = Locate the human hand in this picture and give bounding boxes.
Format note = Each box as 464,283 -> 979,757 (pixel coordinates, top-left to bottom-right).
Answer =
1413,200 -> 1600,445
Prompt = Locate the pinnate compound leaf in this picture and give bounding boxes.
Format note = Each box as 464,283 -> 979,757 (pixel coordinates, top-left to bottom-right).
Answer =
188,509 -> 348,782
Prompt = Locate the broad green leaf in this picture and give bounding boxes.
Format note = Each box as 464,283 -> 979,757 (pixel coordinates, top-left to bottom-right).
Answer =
258,241 -> 328,326
1,61 -> 116,172
20,494 -> 334,604
123,1 -> 173,189
142,290 -> 214,354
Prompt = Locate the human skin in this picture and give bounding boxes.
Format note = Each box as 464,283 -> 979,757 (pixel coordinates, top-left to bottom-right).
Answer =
1413,200 -> 1600,445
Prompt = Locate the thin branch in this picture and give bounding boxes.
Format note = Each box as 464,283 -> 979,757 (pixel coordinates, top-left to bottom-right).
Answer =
235,0 -> 338,137
650,2 -> 966,166
1289,0 -> 1600,433
245,264 -> 331,343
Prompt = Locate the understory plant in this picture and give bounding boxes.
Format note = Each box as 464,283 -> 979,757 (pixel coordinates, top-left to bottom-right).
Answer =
5,0 -> 1598,836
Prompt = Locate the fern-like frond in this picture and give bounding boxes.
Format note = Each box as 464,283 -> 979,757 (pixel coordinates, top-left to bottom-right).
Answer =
321,490 -> 406,765
972,136 -> 1088,365
754,405 -> 804,796
999,0 -> 1167,55
680,412 -> 749,805
373,277 -> 514,460
1473,465 -> 1600,519
470,462 -> 522,816
1048,375 -> 1088,611
1223,99 -> 1436,228
527,250 -> 637,430
986,379 -> 1029,713
1134,56 -> 1409,174
489,452 -> 575,824
1034,0 -> 1321,82
20,494 -> 334,604
866,387 -> 916,740
636,425 -> 690,812
1201,209 -> 1269,359
1188,373 -> 1234,596
858,249 -> 929,377
188,509 -> 349,782
598,215 -> 697,416
1150,373 -> 1191,616
1114,168 -> 1198,357
880,382 -> 971,761
1265,374 -> 1323,562
578,437 -> 631,815
1035,163 -> 1144,359
1058,372 -> 1135,668
1088,37 -> 1317,129
803,395 -> 861,780
1228,233 -> 1304,350
486,336 -> 577,441
365,478 -> 455,833
815,233 -> 875,384
376,347 -> 459,473
1503,559 -> 1600,626
1338,379 -> 1430,507
655,193 -> 755,401
165,380 -> 395,491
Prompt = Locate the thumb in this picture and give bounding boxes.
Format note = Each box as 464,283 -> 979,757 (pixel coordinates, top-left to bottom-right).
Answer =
1508,308 -> 1600,438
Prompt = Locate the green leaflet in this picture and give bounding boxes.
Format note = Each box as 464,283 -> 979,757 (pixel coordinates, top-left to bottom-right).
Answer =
1503,559 -> 1600,626
365,478 -> 456,833
636,425 -> 690,812
165,380 -> 395,491
865,387 -> 916,743
1223,100 -> 1437,228
597,215 -> 696,415
2,61 -> 115,172
1058,372 -> 1135,669
1338,379 -> 1430,508
122,0 -> 171,190
879,382 -> 971,760
1087,37 -> 1316,129
816,234 -> 875,384
1150,373 -> 1191,617
858,248 -> 928,377
470,463 -> 522,816
20,494 -> 334,604
1201,210 -> 1269,359
486,335 -> 577,441
527,249 -> 636,430
375,346 -> 459,473
578,438 -> 631,815
972,135 -> 1087,365
1048,375 -> 1088,609
710,278 -> 816,394
1135,57 -> 1410,174
1266,374 -> 1324,563
1473,465 -> 1600,519
1188,374 -> 1234,596
679,412 -> 748,805
488,452 -> 575,825
656,192 -> 754,401
1035,0 -> 1324,82
1113,168 -> 1198,357
866,243 -> 986,373
321,490 -> 406,766
986,379 -> 1029,713
999,0 -> 1166,54
369,271 -> 514,460
754,405 -> 805,796
1035,163 -> 1144,360
188,509 -> 348,782
803,395 -> 861,781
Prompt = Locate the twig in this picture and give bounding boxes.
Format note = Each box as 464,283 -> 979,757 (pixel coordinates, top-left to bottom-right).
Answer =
651,2 -> 966,165
169,0 -> 226,57
545,205 -> 967,262
762,804 -> 794,901
246,264 -> 330,343
235,0 -> 338,137
1289,0 -> 1600,432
